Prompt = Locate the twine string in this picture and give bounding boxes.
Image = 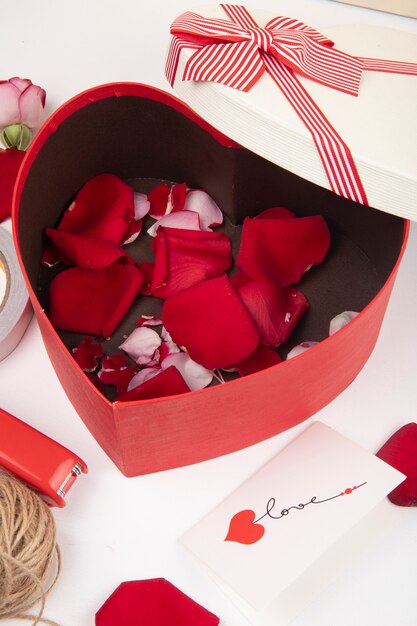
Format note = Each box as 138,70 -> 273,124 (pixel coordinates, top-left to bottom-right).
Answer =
0,471 -> 61,625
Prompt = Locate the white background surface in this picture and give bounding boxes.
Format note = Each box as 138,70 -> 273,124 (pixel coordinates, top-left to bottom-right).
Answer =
0,1 -> 416,625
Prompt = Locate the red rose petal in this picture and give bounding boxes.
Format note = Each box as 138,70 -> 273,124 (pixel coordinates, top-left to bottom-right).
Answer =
98,365 -> 137,393
0,149 -> 25,222
72,336 -> 104,371
41,246 -> 61,268
236,215 -> 330,286
49,261 -> 143,337
98,353 -> 138,393
137,261 -> 154,296
57,173 -> 135,242
86,372 -> 105,393
255,207 -> 295,220
171,182 -> 187,212
102,354 -> 129,369
162,275 -> 260,370
116,366 -> 190,402
45,229 -> 131,269
121,219 -> 142,245
376,423 -> 417,507
148,183 -> 171,219
231,273 -> 309,347
95,578 -> 220,626
234,345 -> 282,376
151,227 -> 232,299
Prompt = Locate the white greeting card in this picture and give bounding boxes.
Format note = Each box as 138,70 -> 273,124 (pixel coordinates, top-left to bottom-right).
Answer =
181,422 -> 405,610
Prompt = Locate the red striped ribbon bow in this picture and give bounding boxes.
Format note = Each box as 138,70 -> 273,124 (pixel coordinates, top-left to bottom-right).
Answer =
166,4 -> 417,206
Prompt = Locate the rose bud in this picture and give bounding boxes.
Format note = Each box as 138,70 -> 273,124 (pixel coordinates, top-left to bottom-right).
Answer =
0,77 -> 46,150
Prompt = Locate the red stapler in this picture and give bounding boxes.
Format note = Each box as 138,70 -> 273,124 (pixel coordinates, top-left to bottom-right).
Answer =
0,406 -> 87,507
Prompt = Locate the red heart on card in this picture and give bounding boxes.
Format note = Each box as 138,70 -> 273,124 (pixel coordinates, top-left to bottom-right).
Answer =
225,509 -> 265,545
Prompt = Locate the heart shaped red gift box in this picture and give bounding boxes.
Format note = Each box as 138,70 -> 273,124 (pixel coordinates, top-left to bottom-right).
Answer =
13,84 -> 407,476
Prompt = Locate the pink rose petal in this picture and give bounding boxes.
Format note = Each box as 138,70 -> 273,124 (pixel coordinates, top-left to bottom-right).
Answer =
286,341 -> 319,359
72,336 -> 104,372
127,367 -> 161,392
9,77 -> 32,92
329,311 -> 359,336
18,83 -> 46,128
183,190 -> 223,230
0,81 -> 21,127
119,327 -> 162,365
161,352 -> 213,391
133,192 -> 151,220
147,210 -> 201,237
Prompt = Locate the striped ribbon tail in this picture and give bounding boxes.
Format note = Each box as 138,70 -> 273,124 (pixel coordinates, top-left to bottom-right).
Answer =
166,36 -> 202,87
263,54 -> 368,205
360,57 -> 417,75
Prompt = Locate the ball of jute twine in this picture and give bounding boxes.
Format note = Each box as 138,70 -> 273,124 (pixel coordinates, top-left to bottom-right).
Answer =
0,470 -> 61,625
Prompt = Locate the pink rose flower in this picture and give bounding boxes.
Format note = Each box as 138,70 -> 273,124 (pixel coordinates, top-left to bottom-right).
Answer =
0,77 -> 46,150
0,77 -> 46,130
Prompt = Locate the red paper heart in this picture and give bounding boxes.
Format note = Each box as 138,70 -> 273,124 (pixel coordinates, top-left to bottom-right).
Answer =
225,509 -> 265,545
96,578 -> 220,625
376,423 -> 417,506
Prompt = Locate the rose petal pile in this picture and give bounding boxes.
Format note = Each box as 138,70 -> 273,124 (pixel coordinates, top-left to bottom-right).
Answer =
45,176 -> 331,401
